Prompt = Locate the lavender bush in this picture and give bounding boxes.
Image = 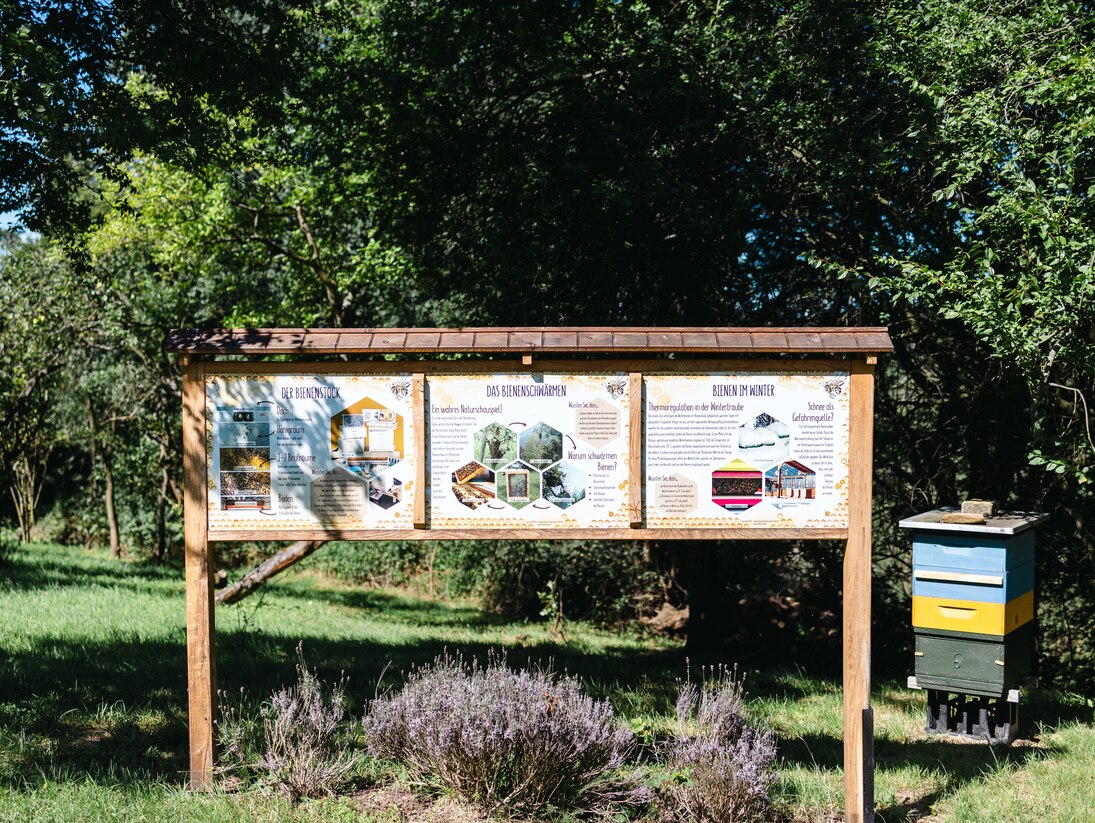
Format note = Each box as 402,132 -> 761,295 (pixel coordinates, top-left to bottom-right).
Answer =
661,670 -> 778,822
256,645 -> 361,802
364,652 -> 640,815
216,687 -> 264,780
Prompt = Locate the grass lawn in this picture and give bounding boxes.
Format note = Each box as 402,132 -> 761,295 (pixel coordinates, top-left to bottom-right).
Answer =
1,541 -> 1093,821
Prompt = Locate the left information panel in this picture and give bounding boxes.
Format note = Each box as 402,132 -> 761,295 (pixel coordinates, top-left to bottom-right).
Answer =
207,373 -> 417,531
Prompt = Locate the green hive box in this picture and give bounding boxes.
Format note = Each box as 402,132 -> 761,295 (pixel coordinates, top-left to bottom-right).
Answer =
913,622 -> 1035,697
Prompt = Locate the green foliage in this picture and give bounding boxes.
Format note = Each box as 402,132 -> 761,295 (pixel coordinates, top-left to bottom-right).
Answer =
0,1 -> 321,234
855,0 -> 1095,491
444,540 -> 666,626
95,154 -> 416,329
302,541 -> 430,589
0,238 -> 88,462
301,540 -> 667,629
0,531 -> 15,566
295,0 -> 894,327
815,0 -> 1095,688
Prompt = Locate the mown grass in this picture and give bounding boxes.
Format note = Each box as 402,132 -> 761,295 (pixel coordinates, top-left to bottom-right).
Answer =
1,541 -> 1093,822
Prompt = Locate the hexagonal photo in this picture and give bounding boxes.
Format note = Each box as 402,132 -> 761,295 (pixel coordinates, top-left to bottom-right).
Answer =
451,460 -> 496,510
497,460 -> 541,509
737,412 -> 791,463
518,421 -> 563,468
473,422 -> 518,469
330,399 -> 405,498
711,458 -> 763,510
542,461 -> 587,509
764,459 -> 816,500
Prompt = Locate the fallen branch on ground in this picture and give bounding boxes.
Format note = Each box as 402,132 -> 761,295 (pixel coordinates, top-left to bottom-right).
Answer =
216,540 -> 328,605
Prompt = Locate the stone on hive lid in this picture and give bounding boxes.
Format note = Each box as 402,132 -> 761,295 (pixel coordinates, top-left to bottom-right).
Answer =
962,499 -> 997,517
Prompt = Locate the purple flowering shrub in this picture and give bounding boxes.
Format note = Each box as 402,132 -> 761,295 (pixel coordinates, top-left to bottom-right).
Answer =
255,646 -> 361,802
662,671 -> 778,822
363,653 -> 640,815
217,686 -> 264,780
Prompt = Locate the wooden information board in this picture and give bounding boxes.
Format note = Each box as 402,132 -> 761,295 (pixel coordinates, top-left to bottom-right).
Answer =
168,327 -> 891,823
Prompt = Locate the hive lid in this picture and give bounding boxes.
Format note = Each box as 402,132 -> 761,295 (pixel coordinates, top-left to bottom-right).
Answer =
899,507 -> 1050,536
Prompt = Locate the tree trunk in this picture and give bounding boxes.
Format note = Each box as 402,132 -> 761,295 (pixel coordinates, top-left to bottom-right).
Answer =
102,447 -> 120,558
155,439 -> 170,562
682,540 -> 728,656
10,454 -> 47,543
216,540 -> 328,605
86,396 -> 121,558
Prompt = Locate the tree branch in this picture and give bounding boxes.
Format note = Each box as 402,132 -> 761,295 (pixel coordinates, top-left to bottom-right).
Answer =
215,540 -> 329,605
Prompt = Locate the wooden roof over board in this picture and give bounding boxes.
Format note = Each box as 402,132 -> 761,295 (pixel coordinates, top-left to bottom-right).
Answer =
165,327 -> 893,357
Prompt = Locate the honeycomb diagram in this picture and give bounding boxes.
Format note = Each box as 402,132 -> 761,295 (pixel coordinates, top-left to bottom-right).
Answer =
451,421 -> 587,512
328,395 -> 407,511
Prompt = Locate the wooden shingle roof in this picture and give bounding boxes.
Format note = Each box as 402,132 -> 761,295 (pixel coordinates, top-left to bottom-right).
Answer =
165,327 -> 893,356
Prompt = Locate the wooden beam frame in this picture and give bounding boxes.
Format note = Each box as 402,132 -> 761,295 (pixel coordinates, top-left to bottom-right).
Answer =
844,358 -> 875,823
412,373 -> 427,528
176,328 -> 884,823
182,355 -> 215,789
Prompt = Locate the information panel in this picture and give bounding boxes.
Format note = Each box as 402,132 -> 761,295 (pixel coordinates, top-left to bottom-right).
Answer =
427,373 -> 632,529
644,371 -> 851,529
207,373 -> 417,531
205,367 -> 851,534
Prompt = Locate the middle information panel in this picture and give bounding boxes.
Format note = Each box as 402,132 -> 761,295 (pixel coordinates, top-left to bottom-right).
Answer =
427,373 -> 632,529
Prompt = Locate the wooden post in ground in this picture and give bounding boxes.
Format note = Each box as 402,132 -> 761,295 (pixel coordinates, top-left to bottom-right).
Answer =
182,355 -> 216,789
844,357 -> 876,823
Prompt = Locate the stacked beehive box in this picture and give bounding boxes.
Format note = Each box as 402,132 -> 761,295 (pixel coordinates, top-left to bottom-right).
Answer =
900,507 -> 1048,742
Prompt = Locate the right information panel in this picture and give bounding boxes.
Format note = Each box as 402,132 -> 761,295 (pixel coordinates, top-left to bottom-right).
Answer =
644,371 -> 851,529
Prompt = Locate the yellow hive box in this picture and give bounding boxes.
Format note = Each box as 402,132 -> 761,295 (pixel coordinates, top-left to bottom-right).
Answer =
912,589 -> 1033,635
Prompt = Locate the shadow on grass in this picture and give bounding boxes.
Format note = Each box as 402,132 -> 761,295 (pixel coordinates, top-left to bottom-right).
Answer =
2,542 -> 1091,823
873,736 -> 1058,823
0,545 -> 688,789
777,693 -> 1092,823
0,545 -> 182,603
0,631 -> 687,789
260,580 -> 512,630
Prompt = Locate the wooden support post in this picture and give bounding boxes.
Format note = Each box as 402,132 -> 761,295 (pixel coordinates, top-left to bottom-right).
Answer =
628,372 -> 643,527
844,358 -> 875,823
412,373 -> 427,528
182,356 -> 216,789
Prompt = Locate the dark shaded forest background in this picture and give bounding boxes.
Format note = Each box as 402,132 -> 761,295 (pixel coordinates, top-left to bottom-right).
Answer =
1,1 -> 1092,690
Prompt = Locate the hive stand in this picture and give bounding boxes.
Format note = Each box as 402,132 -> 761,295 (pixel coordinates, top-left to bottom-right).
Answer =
922,688 -> 1021,744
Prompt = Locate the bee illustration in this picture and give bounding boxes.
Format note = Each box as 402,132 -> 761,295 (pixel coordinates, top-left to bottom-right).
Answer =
390,379 -> 411,400
823,378 -> 845,399
606,377 -> 627,399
